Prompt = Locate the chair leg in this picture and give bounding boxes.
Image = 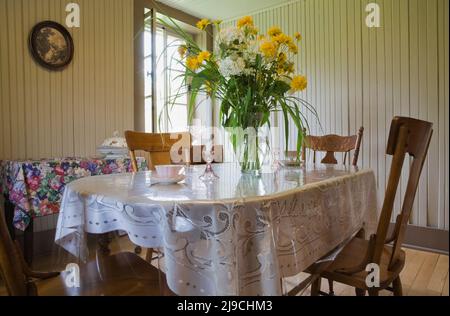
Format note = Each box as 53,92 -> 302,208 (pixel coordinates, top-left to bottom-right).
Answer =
98,233 -> 112,255
355,288 -> 366,296
145,248 -> 154,263
311,277 -> 321,296
355,227 -> 365,239
368,289 -> 379,296
24,218 -> 34,266
393,277 -> 403,296
328,279 -> 335,295
4,195 -> 16,240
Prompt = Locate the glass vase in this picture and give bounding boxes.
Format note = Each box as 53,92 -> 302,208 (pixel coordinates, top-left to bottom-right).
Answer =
236,133 -> 263,175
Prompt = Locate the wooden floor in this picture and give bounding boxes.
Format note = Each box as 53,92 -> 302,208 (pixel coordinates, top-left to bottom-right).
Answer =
287,248 -> 449,296
0,236 -> 448,296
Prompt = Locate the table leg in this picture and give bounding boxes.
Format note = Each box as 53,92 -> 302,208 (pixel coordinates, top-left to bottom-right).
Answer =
3,194 -> 33,265
23,218 -> 34,266
4,194 -> 16,240
98,233 -> 112,255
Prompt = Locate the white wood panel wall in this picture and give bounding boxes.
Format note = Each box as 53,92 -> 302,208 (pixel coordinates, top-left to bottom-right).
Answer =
0,0 -> 135,232
0,0 -> 134,161
222,0 -> 449,230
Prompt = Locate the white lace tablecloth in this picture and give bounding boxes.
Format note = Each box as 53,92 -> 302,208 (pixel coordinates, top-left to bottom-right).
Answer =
55,163 -> 378,296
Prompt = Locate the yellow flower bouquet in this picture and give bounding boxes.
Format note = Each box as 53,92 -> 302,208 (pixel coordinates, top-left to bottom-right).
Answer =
160,16 -> 318,174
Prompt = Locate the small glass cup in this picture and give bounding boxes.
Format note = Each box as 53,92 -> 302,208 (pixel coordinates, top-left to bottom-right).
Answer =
199,144 -> 219,182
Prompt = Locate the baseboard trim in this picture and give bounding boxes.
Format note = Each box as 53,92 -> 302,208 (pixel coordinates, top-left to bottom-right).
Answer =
389,224 -> 449,254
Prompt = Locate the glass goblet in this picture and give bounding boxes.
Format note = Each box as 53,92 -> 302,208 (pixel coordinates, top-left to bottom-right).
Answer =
199,145 -> 219,182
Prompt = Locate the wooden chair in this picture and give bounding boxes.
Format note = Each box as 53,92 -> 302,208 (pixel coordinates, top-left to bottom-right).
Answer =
312,117 -> 433,296
300,127 -> 364,166
0,208 -> 169,296
189,145 -> 224,165
125,131 -> 191,171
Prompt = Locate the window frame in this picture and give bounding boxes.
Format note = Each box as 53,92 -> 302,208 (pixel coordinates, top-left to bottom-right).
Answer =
134,1 -> 213,132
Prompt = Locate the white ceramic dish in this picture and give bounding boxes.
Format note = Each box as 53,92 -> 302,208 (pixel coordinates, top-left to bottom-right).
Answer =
97,146 -> 129,159
155,165 -> 184,178
150,174 -> 186,186
279,160 -> 303,167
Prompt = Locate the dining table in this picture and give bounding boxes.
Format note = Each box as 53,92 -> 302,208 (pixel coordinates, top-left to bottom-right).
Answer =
55,162 -> 378,296
0,156 -> 148,263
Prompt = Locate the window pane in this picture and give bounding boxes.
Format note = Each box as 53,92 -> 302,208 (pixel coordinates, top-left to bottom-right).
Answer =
144,57 -> 152,96
145,24 -> 189,133
144,31 -> 152,57
143,9 -> 153,132
145,97 -> 153,133
166,35 -> 184,71
168,72 -> 187,99
167,104 -> 187,132
155,28 -> 165,132
169,60 -> 185,73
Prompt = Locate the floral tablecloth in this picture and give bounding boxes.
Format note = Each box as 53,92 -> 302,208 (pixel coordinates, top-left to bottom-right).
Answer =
0,157 -> 147,231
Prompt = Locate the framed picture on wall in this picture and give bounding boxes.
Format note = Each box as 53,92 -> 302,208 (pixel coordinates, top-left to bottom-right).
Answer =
28,21 -> 74,71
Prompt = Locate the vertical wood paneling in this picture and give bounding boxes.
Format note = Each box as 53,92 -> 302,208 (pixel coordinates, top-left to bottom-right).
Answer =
368,0 -> 378,194
417,0 -> 428,227
0,0 -> 11,160
348,0 -> 356,139
333,0 -> 340,136
50,0 -> 61,157
319,0 -> 325,139
384,0 -> 394,221
0,0 -> 134,232
437,0 -> 446,229
340,0 -> 349,138
361,0 -> 370,169
376,0 -> 386,211
426,0 -> 439,227
85,0 -> 95,157
73,0 -> 84,156
125,0 -> 134,132
223,0 -> 449,230
0,2 -> 4,158
43,0 -> 52,158
326,0 -> 333,136
399,0 -> 411,222
444,0 -> 449,231
409,0 -> 419,225
8,0 -> 19,159
62,0 -> 74,157
0,0 -> 135,160
304,0 -> 312,137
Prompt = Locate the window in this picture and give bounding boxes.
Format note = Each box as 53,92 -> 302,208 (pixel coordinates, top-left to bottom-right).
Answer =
144,14 -> 189,133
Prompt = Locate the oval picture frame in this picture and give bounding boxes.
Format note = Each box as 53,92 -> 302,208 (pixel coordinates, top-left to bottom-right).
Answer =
29,21 -> 74,71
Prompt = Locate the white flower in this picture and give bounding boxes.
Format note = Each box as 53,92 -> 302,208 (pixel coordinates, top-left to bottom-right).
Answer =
243,51 -> 257,65
279,76 -> 291,84
218,27 -> 245,45
219,56 -> 246,77
243,68 -> 256,76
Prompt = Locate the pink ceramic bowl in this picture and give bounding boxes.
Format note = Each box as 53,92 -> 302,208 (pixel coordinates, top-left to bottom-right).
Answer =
154,165 -> 184,178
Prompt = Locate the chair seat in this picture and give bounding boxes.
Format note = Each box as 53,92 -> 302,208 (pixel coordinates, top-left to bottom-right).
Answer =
321,237 -> 405,289
37,252 -> 166,296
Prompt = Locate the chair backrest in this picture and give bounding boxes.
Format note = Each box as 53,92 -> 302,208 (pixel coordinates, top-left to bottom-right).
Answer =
371,117 -> 433,269
301,127 -> 364,166
190,145 -> 224,165
125,131 -> 191,171
0,209 -> 28,295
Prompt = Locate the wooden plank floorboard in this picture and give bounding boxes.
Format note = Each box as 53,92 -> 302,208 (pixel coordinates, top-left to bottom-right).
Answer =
0,237 -> 448,296
427,255 -> 449,294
